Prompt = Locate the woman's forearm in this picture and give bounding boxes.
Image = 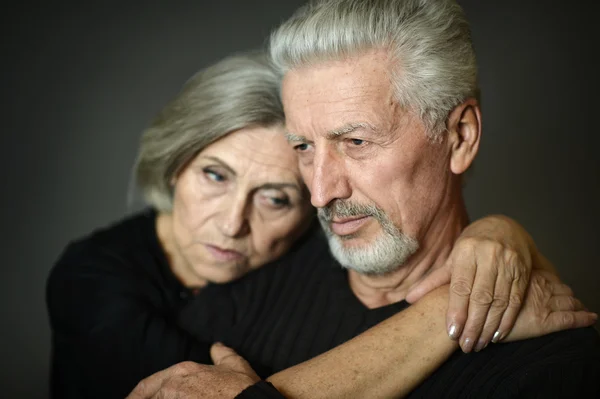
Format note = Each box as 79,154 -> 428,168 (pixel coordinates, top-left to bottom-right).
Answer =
267,286 -> 455,398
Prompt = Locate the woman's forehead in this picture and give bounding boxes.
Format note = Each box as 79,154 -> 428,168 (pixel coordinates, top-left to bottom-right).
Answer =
199,126 -> 301,184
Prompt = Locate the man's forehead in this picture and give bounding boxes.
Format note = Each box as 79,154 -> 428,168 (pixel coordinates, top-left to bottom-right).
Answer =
282,65 -> 391,99
282,75 -> 397,139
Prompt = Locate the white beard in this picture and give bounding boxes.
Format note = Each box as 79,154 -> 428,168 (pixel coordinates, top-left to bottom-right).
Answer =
318,200 -> 419,275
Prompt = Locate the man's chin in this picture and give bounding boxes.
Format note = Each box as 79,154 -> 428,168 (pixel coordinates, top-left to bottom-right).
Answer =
325,230 -> 420,276
329,232 -> 374,247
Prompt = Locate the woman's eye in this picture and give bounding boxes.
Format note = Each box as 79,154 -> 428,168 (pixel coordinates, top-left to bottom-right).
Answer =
259,191 -> 291,209
203,168 -> 225,182
269,197 -> 290,207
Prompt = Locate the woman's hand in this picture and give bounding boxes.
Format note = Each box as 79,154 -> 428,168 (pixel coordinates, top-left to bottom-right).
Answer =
406,215 -> 538,352
502,269 -> 597,343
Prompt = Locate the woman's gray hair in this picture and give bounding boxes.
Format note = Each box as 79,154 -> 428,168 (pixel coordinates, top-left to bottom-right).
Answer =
269,0 -> 479,137
134,52 -> 284,211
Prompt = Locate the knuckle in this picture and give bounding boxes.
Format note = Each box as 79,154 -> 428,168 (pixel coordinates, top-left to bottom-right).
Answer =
471,238 -> 501,258
450,279 -> 472,297
567,296 -> 583,311
560,312 -> 576,328
133,379 -> 148,394
175,361 -> 198,373
559,284 -> 574,297
160,383 -> 179,398
531,273 -> 547,288
457,236 -> 481,250
490,296 -> 509,310
456,237 -> 486,258
470,290 -> 494,306
503,248 -> 521,265
507,293 -> 523,309
565,297 -> 578,311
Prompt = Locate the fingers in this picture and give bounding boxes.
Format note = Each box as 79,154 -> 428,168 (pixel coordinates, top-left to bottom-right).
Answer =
544,311 -> 598,334
551,282 -> 574,297
405,267 -> 451,304
210,343 -> 260,380
458,249 -> 498,352
550,295 -> 584,312
474,266 -> 512,350
546,282 -> 597,330
210,342 -> 239,366
491,262 -> 528,344
446,244 -> 477,341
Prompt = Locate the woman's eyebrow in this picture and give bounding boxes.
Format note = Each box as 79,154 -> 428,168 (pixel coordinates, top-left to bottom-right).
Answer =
199,156 -> 236,176
258,182 -> 301,192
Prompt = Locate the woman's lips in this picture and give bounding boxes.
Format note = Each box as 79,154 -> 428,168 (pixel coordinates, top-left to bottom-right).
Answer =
205,244 -> 244,262
330,216 -> 369,236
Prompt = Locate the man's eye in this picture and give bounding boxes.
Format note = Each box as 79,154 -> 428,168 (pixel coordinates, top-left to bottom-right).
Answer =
349,138 -> 365,146
203,168 -> 225,182
294,143 -> 309,152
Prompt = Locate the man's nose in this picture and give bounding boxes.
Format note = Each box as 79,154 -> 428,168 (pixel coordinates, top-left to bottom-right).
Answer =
308,148 -> 351,208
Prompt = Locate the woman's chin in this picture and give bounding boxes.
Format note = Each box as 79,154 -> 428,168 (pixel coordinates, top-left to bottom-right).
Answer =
194,262 -> 250,284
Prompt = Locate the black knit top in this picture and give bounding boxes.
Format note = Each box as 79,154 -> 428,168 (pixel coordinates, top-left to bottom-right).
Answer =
47,210 -> 600,398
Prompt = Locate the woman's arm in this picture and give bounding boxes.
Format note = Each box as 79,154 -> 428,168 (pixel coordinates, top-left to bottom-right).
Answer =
46,241 -> 211,399
406,214 -> 558,351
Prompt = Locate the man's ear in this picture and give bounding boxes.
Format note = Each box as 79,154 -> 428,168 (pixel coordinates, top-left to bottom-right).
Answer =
446,98 -> 481,175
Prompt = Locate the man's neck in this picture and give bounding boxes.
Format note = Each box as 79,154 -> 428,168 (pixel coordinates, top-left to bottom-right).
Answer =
348,197 -> 469,309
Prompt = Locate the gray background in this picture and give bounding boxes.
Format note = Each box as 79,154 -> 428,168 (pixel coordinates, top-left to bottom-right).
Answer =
2,1 -> 598,397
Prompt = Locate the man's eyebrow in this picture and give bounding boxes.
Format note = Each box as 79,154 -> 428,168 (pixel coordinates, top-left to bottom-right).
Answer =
286,123 -> 376,143
285,132 -> 308,143
326,122 -> 376,139
198,156 -> 236,176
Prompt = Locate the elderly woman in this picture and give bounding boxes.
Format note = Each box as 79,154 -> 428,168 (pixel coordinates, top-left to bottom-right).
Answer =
47,53 -> 590,399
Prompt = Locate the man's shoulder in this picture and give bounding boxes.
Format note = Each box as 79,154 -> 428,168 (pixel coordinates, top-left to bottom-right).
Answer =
413,327 -> 600,398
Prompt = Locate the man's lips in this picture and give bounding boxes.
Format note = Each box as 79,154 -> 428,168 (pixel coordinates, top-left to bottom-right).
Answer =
204,244 -> 245,262
330,216 -> 370,236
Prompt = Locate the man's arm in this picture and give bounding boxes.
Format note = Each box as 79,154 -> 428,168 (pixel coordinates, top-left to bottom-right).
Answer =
266,285 -> 454,398
127,287 -> 454,399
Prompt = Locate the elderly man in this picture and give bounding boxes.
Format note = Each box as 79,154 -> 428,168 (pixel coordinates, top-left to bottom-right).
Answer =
128,0 -> 600,397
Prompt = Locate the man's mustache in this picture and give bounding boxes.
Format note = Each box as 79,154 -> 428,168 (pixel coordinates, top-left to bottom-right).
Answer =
317,200 -> 386,224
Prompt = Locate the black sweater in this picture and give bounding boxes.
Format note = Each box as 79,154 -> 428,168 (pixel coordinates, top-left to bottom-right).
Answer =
180,219 -> 600,398
47,210 -> 600,398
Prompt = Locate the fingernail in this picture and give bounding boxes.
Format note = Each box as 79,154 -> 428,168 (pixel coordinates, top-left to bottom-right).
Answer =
492,331 -> 502,343
474,339 -> 487,352
462,337 -> 474,353
448,324 -> 459,339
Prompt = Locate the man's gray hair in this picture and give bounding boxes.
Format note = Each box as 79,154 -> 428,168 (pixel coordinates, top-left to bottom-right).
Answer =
269,0 -> 479,137
134,52 -> 284,211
